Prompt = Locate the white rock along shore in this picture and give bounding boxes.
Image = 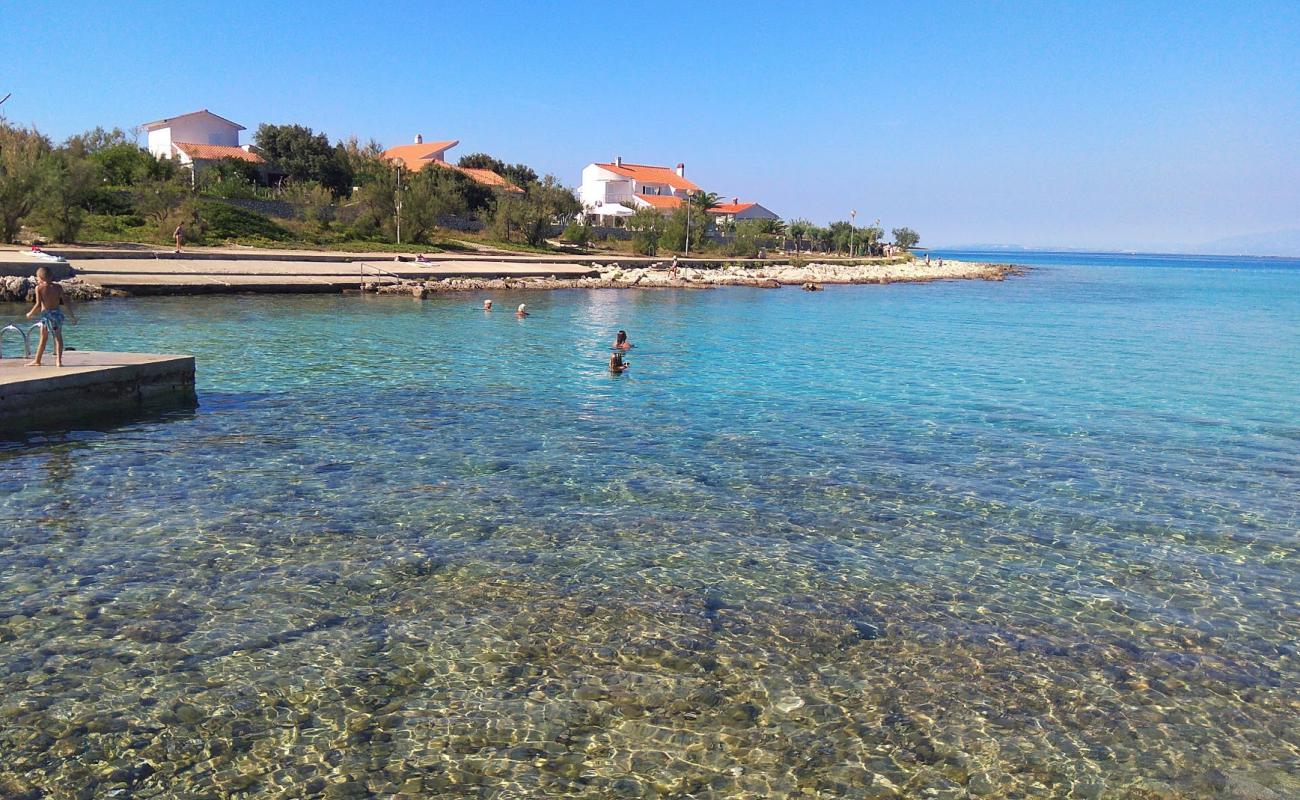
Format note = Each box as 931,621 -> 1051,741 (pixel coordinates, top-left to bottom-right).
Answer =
371,259 -> 1025,296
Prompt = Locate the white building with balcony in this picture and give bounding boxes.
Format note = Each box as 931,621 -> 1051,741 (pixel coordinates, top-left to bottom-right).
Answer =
579,157 -> 700,218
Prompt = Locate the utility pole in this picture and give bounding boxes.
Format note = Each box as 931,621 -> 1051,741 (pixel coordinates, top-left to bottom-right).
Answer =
684,191 -> 691,258
850,209 -> 857,258
394,163 -> 403,245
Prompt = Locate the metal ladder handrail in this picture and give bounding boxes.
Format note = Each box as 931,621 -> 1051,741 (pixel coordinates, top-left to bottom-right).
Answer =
1,323 -> 31,360
360,261 -> 404,287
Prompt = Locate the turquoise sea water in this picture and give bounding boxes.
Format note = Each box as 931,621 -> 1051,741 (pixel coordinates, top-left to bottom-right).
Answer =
1,252 -> 1298,798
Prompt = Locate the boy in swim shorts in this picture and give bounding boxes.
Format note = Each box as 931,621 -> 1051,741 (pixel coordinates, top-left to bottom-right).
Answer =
25,266 -> 77,367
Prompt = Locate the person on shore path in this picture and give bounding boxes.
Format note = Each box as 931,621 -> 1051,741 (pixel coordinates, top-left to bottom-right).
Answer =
669,255 -> 679,280
483,299 -> 493,311
173,222 -> 184,254
608,351 -> 628,374
25,266 -> 76,367
614,330 -> 633,350
515,303 -> 529,318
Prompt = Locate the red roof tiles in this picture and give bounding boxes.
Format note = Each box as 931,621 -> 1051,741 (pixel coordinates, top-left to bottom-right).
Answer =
596,162 -> 699,192
636,194 -> 683,210
172,142 -> 264,163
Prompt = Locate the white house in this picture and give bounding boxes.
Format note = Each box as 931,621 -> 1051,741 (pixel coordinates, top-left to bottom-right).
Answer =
579,157 -> 700,217
141,109 -> 264,168
708,198 -> 780,224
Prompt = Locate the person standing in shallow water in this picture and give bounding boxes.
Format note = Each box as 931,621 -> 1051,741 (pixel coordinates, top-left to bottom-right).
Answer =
483,299 -> 492,311
614,330 -> 632,350
516,304 -> 529,317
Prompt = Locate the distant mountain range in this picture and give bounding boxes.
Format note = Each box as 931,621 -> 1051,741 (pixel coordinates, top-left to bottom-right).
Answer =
937,229 -> 1300,258
1194,229 -> 1300,257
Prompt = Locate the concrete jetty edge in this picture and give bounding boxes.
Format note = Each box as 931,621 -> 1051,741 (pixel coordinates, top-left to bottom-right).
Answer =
0,352 -> 197,432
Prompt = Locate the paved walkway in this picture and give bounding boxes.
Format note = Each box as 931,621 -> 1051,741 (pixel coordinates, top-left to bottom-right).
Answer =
66,258 -> 600,293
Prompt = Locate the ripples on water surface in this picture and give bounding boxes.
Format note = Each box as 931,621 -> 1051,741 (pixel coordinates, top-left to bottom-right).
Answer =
1,254 -> 1298,798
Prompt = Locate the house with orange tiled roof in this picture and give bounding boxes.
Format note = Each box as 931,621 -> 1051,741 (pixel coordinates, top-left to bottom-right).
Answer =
579,156 -> 700,216
707,198 -> 780,224
142,109 -> 266,169
381,135 -> 522,193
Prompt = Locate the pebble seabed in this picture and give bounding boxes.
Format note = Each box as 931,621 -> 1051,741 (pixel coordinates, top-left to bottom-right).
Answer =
1,529 -> 1295,799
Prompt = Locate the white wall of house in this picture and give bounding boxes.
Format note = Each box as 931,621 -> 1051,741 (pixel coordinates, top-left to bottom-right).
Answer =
579,164 -> 634,208
146,114 -> 242,159
146,128 -> 174,160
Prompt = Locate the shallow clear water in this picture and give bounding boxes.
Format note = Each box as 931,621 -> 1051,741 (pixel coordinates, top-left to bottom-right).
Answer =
2,254 -> 1298,798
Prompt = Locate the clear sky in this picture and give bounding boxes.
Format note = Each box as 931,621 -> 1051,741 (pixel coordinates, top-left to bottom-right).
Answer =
5,1 -> 1298,251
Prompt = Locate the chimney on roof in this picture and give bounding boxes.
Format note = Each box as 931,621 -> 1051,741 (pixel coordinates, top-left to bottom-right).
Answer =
615,155 -> 623,167
414,134 -> 423,144
676,163 -> 685,177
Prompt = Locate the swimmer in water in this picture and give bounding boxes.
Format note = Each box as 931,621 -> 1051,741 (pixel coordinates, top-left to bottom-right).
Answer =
608,352 -> 628,374
483,299 -> 493,311
516,303 -> 529,317
614,330 -> 633,350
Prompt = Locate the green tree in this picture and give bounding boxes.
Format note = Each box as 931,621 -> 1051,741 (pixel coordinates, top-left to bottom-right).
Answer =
63,126 -> 133,157
34,149 -> 100,242
661,204 -> 713,253
860,224 -> 883,254
892,226 -> 920,249
561,220 -> 591,245
627,207 -> 663,255
402,166 -> 472,244
787,218 -> 813,252
806,224 -> 832,252
727,219 -> 775,257
487,176 -> 579,246
254,123 -> 353,196
0,122 -> 51,242
688,190 -> 720,215
829,220 -> 855,254
458,153 -> 537,191
338,136 -> 386,181
196,157 -> 263,197
660,207 -> 687,252
353,157 -> 399,237
90,142 -> 161,186
132,175 -> 192,224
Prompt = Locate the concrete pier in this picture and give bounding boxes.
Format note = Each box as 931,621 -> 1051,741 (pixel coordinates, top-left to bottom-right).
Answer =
0,351 -> 196,431
66,258 -> 600,295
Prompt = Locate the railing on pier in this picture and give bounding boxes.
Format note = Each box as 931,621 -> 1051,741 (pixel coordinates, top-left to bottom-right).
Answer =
1,323 -> 32,360
359,262 -> 404,289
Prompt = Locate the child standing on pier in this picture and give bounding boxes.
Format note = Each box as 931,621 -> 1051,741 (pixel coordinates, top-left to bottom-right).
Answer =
25,267 -> 76,367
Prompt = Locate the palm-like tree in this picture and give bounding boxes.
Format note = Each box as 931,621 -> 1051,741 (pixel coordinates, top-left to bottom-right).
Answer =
787,218 -> 813,252
688,190 -> 721,215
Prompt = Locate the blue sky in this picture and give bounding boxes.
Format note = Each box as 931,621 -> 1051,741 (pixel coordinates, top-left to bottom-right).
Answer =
4,1 -> 1298,250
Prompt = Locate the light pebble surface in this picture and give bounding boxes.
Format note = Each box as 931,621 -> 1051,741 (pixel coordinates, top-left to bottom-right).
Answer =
372,259 -> 1023,296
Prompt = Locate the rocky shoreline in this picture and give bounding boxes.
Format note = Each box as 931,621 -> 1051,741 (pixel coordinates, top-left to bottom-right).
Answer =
0,276 -> 124,304
366,259 -> 1026,297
